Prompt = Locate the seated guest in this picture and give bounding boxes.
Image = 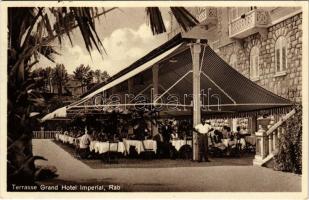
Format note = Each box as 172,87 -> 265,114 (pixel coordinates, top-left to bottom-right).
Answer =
177,131 -> 185,140
222,126 -> 236,146
235,126 -> 246,149
222,126 -> 234,139
222,126 -> 228,139
213,130 -> 224,143
170,129 -> 178,140
98,131 -> 107,141
212,130 -> 226,150
78,129 -> 92,159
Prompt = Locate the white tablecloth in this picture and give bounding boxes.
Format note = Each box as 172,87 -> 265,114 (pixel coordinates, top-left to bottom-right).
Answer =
123,139 -> 157,154
89,141 -> 126,154
56,134 -> 79,146
171,140 -> 192,151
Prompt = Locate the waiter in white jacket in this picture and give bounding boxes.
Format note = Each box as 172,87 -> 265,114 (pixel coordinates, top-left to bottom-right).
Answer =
193,119 -> 213,162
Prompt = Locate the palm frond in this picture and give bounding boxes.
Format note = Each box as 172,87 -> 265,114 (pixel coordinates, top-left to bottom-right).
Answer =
145,7 -> 166,35
38,45 -> 61,63
70,7 -> 104,55
170,7 -> 199,32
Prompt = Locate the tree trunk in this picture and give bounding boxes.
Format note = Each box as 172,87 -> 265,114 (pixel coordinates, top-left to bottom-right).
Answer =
58,84 -> 62,96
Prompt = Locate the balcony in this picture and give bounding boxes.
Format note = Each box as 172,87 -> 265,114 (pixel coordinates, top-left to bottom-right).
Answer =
229,9 -> 269,39
196,7 -> 217,25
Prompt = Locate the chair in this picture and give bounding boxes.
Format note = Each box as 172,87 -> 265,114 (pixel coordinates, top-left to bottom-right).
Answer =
140,140 -> 156,160
178,144 -> 192,160
244,136 -> 256,153
209,134 -> 226,157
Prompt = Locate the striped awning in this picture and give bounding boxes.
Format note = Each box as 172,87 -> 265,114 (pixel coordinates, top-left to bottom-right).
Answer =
42,34 -> 293,121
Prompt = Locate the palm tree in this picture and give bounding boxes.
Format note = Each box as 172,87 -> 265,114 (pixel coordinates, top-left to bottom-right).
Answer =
94,69 -> 102,83
44,66 -> 54,93
7,6 -> 198,188
101,71 -> 110,83
73,64 -> 91,93
52,64 -> 68,96
31,66 -> 54,93
94,69 -> 110,83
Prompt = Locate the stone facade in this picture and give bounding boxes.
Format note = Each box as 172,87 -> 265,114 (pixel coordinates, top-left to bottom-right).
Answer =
217,13 -> 302,102
168,7 -> 303,103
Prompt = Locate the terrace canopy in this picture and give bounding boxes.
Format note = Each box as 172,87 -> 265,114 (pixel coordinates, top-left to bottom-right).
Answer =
41,34 -> 292,122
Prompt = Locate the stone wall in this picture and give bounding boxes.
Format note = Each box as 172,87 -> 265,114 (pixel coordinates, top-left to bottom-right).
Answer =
217,13 -> 302,103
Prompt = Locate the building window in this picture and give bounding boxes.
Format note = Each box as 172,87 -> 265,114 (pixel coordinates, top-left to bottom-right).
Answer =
275,36 -> 287,75
229,54 -> 237,68
250,46 -> 259,80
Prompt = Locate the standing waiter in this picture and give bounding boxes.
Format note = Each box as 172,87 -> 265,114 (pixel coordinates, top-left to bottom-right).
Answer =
193,118 -> 212,162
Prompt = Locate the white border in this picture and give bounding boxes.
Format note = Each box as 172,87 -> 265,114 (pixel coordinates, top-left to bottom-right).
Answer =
0,1 -> 308,199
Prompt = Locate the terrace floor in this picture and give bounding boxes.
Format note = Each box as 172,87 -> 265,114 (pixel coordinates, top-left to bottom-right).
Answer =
33,139 -> 302,192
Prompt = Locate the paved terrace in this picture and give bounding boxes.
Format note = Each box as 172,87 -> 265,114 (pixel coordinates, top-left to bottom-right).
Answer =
33,139 -> 301,192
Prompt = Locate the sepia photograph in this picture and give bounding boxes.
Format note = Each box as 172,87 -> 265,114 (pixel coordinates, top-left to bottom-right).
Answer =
0,1 -> 308,198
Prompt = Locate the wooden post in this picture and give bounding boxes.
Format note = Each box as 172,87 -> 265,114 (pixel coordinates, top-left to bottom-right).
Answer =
191,42 -> 202,161
268,116 -> 275,153
268,134 -> 273,153
250,115 -> 257,135
152,64 -> 159,136
128,78 -> 134,94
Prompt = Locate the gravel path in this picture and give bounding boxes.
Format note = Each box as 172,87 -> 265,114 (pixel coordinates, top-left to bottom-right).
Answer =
33,139 -> 301,192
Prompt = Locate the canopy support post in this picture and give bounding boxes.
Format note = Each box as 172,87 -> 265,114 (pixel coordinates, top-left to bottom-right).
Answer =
128,78 -> 133,94
152,64 -> 159,136
191,41 -> 202,161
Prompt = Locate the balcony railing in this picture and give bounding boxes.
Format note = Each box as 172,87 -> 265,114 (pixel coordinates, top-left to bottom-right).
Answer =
253,109 -> 296,166
229,9 -> 269,39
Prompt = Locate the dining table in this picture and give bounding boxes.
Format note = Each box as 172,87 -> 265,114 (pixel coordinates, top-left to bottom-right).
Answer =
89,141 -> 126,154
122,139 -> 157,155
170,139 -> 193,151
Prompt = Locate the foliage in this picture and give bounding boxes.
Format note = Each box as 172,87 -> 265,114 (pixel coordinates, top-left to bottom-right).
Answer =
274,105 -> 302,174
7,7 -> 111,188
7,6 -> 198,188
31,67 -> 51,92
52,64 -> 69,96
146,7 -> 199,34
73,64 -> 94,93
94,69 -> 110,83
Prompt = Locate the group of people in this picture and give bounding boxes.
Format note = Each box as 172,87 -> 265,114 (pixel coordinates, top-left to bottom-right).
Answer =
55,116 -> 250,161
194,119 -> 250,162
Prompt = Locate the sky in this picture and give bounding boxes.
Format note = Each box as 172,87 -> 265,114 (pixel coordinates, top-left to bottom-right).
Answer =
36,7 -> 171,76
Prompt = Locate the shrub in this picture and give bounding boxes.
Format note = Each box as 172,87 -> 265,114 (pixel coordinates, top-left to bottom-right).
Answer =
274,105 -> 302,174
